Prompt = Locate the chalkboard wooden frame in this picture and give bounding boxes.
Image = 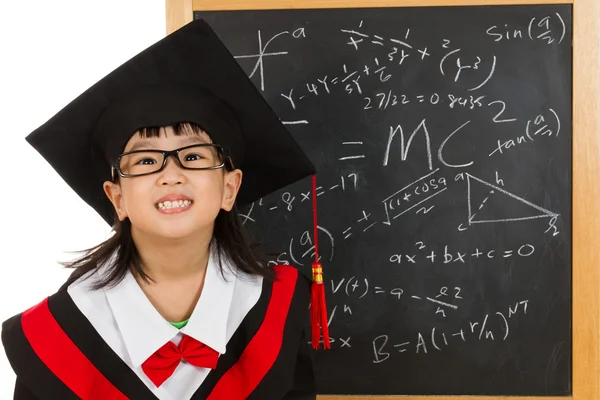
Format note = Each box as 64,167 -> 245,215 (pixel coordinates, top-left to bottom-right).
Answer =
165,0 -> 599,399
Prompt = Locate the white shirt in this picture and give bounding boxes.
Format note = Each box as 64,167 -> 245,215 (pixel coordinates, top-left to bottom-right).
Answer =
67,247 -> 263,400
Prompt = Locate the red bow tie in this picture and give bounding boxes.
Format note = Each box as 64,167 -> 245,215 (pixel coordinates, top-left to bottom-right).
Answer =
142,334 -> 219,387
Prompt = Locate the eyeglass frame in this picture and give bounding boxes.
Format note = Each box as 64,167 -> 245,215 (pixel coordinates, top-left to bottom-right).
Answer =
111,143 -> 234,180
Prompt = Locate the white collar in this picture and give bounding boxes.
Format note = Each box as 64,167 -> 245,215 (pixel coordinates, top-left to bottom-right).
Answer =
102,245 -> 236,368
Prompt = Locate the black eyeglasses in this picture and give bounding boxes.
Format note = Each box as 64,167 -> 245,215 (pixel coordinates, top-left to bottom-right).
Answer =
111,144 -> 233,180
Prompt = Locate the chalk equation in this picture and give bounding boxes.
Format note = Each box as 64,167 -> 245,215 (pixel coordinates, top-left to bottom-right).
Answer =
328,278 -> 465,318
371,299 -> 530,361
388,242 -> 536,265
485,13 -> 567,44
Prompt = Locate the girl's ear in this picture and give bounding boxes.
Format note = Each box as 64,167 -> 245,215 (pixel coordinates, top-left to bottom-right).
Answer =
221,169 -> 243,212
103,181 -> 128,221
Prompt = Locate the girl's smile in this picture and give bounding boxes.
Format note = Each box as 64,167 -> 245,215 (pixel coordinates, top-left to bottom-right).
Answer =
155,193 -> 194,214
156,200 -> 194,214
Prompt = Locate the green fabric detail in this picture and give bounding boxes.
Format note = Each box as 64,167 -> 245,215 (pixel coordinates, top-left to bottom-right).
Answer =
169,318 -> 190,329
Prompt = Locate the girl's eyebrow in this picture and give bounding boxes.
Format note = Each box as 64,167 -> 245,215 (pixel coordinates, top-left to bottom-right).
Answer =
128,136 -> 209,152
128,139 -> 155,152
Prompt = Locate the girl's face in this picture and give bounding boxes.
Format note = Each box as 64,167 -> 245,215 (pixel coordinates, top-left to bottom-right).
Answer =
102,126 -> 242,241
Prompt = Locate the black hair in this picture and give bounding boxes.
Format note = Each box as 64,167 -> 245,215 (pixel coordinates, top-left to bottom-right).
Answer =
62,122 -> 274,290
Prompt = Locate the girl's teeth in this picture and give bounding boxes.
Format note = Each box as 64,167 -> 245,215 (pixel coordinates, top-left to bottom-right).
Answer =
158,200 -> 192,209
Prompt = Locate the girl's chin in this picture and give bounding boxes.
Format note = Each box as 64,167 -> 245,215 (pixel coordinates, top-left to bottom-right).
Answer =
132,222 -> 206,241
153,224 -> 203,239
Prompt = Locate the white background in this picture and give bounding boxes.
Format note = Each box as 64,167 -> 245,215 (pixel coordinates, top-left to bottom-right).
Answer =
0,1 -> 166,395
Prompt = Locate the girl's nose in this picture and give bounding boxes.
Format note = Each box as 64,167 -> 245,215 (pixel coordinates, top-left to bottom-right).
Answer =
158,156 -> 185,184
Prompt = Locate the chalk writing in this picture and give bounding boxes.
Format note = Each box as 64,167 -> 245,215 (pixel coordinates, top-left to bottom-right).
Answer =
486,13 -> 566,44
371,300 -> 529,360
234,27 -> 305,91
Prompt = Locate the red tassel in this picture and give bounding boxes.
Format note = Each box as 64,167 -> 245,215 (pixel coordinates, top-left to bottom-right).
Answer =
311,262 -> 330,349
310,175 -> 330,350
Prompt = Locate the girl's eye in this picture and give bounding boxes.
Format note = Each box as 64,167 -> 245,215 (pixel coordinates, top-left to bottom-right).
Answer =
184,153 -> 204,161
136,158 -> 157,165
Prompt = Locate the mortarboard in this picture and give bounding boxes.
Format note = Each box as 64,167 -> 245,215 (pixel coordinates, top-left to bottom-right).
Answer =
25,18 -> 330,349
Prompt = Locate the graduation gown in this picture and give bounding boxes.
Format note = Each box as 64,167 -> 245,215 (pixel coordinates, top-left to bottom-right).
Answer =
1,264 -> 316,400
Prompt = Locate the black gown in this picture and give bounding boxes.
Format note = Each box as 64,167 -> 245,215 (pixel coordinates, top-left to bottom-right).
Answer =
2,265 -> 316,400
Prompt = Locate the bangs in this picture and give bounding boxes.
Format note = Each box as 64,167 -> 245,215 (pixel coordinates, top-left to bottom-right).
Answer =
136,122 -> 212,142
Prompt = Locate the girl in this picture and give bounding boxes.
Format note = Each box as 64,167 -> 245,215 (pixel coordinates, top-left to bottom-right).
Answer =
1,19 -> 328,400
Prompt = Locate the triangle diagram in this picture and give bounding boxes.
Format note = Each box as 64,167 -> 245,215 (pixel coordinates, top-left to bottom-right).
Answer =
466,174 -> 558,224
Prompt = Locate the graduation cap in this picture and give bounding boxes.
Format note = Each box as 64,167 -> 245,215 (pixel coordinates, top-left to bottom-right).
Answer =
25,18 -> 330,349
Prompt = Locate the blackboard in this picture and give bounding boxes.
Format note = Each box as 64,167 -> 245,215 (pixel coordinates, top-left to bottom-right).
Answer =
194,5 -> 572,396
